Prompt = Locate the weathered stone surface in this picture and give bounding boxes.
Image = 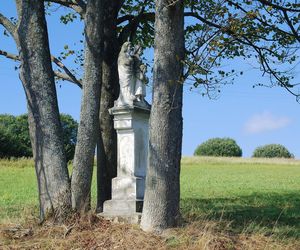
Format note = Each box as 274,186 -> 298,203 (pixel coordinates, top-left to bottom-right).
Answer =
101,104 -> 150,222
99,213 -> 142,224
111,177 -> 145,200
116,42 -> 149,107
103,199 -> 143,213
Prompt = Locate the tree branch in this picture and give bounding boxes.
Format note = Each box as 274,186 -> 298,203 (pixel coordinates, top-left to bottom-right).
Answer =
117,13 -> 154,25
0,49 -> 82,88
257,0 -> 300,12
54,70 -> 82,88
118,0 -> 154,43
50,55 -> 82,87
116,0 -> 126,13
47,0 -> 86,16
0,13 -> 18,42
282,10 -> 300,43
0,49 -> 19,61
185,11 -> 291,52
225,0 -> 295,39
185,11 -> 300,98
184,12 -> 224,31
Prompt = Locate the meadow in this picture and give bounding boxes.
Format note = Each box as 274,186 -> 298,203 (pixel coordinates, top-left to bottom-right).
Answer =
1,157 -> 300,249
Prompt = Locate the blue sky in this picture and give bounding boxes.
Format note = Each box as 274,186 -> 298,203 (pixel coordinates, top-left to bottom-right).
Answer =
1,3 -> 300,158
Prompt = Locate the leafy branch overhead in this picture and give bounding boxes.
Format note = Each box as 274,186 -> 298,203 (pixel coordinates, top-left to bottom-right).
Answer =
183,0 -> 300,98
112,0 -> 300,98
52,0 -> 300,99
132,0 -> 300,98
1,0 -> 300,99
0,49 -> 82,88
0,8 -> 82,88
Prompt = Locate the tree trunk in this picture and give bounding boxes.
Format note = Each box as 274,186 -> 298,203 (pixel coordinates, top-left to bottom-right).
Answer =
71,0 -> 104,212
96,1 -> 121,212
140,0 -> 185,232
16,0 -> 71,221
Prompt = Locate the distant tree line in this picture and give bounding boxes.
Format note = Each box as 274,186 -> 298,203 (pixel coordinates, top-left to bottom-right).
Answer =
194,138 -> 294,158
0,114 -> 78,161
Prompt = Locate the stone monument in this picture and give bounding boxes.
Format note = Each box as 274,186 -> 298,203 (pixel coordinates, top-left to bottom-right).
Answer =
101,42 -> 150,223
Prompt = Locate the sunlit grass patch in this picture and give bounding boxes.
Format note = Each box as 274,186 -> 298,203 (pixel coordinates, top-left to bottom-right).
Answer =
181,157 -> 300,239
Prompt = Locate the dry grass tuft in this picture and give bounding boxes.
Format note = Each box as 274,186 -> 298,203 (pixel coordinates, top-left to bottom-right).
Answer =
0,213 -> 165,250
0,157 -> 34,168
1,216 -> 300,249
161,220 -> 300,250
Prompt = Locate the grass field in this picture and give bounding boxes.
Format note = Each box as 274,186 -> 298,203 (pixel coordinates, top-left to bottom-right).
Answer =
1,157 -> 300,249
181,157 -> 300,239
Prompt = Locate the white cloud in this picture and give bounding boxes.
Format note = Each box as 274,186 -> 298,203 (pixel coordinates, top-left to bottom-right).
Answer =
244,112 -> 291,134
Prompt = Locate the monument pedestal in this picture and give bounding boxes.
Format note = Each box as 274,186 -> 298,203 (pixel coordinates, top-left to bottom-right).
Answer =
100,103 -> 150,223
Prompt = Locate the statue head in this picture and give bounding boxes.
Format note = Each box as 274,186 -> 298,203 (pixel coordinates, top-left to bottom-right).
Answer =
136,46 -> 143,56
140,64 -> 147,73
121,42 -> 132,53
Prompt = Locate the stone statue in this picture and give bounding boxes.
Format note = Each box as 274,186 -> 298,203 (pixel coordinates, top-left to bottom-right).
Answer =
132,45 -> 148,102
116,42 -> 148,107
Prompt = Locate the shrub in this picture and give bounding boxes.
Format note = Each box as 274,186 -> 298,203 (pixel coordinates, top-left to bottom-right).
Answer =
0,127 -> 28,158
0,113 -> 78,161
252,144 -> 293,158
194,137 -> 242,157
60,114 -> 78,162
0,114 -> 31,157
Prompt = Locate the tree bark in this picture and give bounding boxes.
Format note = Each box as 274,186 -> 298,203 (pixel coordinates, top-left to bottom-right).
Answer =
141,0 -> 185,232
71,0 -> 104,212
96,1 -> 121,212
16,0 -> 71,221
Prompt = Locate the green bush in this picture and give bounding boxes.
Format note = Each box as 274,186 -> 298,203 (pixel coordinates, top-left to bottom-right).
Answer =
194,137 -> 242,157
0,114 -> 31,157
60,114 -> 78,162
252,144 -> 293,158
0,113 -> 78,161
0,127 -> 29,158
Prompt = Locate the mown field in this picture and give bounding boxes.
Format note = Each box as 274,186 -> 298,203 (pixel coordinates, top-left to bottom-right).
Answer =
1,157 -> 300,249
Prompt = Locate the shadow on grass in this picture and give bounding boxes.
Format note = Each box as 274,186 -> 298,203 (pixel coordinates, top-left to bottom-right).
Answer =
181,192 -> 300,239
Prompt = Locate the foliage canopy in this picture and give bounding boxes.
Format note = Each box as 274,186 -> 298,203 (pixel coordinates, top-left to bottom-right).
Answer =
252,144 -> 293,158
0,114 -> 78,161
194,137 -> 242,157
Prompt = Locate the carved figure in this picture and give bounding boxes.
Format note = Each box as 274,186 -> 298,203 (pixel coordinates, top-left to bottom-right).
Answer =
116,42 -> 148,107
132,45 -> 148,102
117,42 -> 135,106
135,64 -> 148,101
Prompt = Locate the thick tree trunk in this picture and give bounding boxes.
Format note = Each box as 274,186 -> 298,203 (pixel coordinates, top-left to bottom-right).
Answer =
96,1 -> 121,212
71,0 -> 104,212
141,0 -> 185,232
16,0 -> 71,221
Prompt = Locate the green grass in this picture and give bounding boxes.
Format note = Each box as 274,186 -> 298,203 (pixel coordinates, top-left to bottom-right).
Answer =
181,157 -> 300,239
0,159 -> 97,222
0,159 -> 37,221
1,156 -> 300,240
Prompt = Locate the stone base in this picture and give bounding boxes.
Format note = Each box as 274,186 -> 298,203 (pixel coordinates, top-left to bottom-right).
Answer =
112,177 -> 145,200
101,199 -> 143,224
103,199 -> 143,214
113,99 -> 151,111
98,212 -> 142,224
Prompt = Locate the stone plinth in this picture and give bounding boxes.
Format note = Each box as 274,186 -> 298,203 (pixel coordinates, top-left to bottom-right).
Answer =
101,103 -> 150,220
